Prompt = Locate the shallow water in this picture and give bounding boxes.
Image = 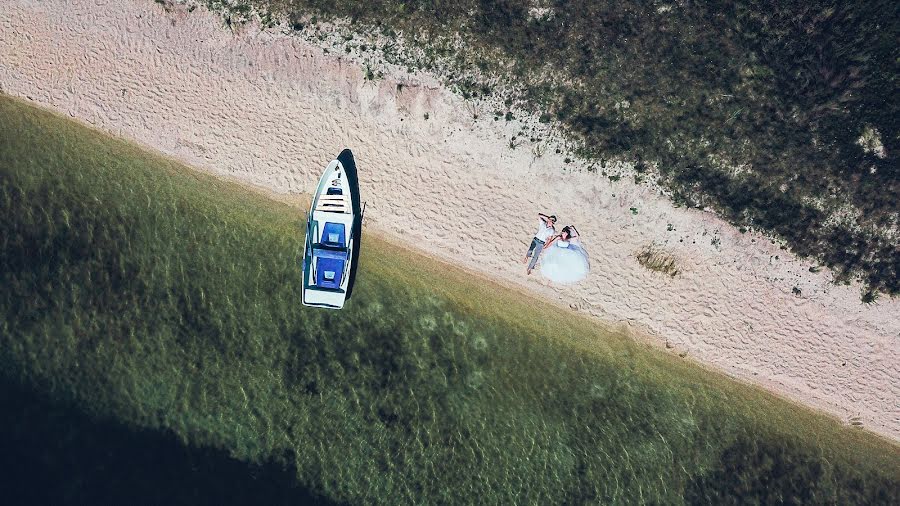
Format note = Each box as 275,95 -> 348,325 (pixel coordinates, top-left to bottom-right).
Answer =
1,96 -> 897,504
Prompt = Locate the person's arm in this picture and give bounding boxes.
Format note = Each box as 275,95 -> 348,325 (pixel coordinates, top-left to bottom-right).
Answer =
569,226 -> 579,239
543,234 -> 559,250
538,213 -> 551,226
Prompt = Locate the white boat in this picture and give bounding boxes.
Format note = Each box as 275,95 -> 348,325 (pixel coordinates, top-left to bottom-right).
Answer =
301,149 -> 363,309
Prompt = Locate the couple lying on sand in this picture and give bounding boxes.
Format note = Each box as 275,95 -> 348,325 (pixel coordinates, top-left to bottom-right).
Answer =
523,213 -> 589,284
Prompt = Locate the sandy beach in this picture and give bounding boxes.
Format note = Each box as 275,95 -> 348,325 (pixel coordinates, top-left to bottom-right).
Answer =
1,0 -> 897,440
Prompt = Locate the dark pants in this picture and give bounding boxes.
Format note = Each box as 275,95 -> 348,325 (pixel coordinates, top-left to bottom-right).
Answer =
525,237 -> 545,271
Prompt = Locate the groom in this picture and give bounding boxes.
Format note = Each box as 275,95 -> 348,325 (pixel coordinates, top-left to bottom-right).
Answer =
523,213 -> 557,275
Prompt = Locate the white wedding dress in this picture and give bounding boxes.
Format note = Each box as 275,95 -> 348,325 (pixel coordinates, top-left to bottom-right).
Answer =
540,238 -> 590,284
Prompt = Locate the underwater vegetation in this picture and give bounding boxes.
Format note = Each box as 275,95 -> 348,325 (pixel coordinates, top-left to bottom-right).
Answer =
1,95 -> 898,503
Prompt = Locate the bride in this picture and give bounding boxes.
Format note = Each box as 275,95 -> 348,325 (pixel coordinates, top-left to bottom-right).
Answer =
538,226 -> 590,284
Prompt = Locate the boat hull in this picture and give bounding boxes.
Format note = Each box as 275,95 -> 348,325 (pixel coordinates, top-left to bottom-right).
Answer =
301,149 -> 361,309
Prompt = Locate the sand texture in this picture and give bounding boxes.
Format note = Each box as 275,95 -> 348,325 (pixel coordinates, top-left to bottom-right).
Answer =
2,0 -> 897,439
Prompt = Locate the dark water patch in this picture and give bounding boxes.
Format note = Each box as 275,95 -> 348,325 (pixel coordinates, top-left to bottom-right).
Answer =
685,432 -> 899,505
0,379 -> 334,506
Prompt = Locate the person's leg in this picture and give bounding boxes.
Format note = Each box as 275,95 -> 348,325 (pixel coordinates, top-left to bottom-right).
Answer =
526,241 -> 544,273
523,238 -> 538,263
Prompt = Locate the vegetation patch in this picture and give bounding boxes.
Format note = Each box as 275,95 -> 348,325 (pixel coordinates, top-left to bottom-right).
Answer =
637,245 -> 680,277
2,96 -> 898,504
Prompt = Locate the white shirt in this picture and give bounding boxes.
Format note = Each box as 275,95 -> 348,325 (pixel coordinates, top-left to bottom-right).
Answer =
534,220 -> 555,242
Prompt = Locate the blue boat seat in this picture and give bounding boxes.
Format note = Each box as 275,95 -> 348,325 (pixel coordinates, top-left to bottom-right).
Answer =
315,257 -> 345,289
321,222 -> 346,246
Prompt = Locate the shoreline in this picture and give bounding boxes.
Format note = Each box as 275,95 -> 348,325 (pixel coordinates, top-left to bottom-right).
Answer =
2,0 -> 897,440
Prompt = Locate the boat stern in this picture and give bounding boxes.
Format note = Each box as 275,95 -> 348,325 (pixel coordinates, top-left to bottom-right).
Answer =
301,287 -> 347,309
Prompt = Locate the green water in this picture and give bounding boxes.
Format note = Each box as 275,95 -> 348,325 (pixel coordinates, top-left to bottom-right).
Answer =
1,95 -> 897,503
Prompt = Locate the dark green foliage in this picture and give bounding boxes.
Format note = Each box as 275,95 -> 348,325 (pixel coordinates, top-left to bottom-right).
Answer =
247,0 -> 898,294
861,289 -> 879,304
1,97 -> 898,503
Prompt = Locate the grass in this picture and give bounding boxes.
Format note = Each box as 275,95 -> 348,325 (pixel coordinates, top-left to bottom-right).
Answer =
1,94 -> 898,503
211,0 -> 899,296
